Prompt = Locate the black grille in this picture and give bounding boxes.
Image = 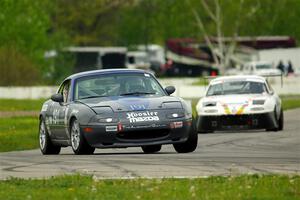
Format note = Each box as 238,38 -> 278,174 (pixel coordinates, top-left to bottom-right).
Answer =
220,115 -> 251,126
117,129 -> 169,140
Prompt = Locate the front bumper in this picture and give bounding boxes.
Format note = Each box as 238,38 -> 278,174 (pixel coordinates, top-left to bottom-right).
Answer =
197,111 -> 277,131
81,119 -> 192,148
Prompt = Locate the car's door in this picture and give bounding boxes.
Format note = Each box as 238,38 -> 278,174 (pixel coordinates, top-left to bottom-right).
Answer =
50,80 -> 71,140
57,79 -> 72,140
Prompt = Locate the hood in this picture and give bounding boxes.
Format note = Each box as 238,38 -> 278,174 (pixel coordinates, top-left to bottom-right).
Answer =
78,95 -> 181,112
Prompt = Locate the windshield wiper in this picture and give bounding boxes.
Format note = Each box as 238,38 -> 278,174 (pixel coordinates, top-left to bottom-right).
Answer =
120,92 -> 156,96
80,95 -> 108,100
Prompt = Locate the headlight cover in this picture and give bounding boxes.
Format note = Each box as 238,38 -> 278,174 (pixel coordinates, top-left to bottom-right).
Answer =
90,106 -> 118,123
92,106 -> 114,114
162,102 -> 182,109
203,101 -> 217,107
252,100 -> 265,105
166,112 -> 185,119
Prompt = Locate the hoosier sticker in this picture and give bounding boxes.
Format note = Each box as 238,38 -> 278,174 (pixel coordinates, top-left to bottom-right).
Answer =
126,111 -> 159,123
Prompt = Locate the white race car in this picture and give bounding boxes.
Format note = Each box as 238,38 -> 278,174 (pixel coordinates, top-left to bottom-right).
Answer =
196,75 -> 284,132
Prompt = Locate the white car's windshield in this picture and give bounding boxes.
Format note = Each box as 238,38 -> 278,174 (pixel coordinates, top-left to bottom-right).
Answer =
207,81 -> 267,96
74,73 -> 165,100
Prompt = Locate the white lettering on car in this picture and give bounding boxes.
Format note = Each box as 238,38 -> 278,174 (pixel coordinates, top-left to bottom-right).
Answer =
53,109 -> 59,124
130,104 -> 146,110
41,104 -> 48,112
126,111 -> 159,123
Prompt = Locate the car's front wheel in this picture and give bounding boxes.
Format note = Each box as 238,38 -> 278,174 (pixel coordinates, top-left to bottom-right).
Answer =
266,108 -> 284,132
71,119 -> 95,155
173,121 -> 198,153
141,145 -> 161,154
277,108 -> 284,131
39,119 -> 61,155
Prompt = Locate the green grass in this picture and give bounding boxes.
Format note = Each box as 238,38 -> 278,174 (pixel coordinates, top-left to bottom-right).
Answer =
191,78 -> 210,86
0,117 -> 38,152
0,99 -> 45,111
0,174 -> 299,200
282,96 -> 300,110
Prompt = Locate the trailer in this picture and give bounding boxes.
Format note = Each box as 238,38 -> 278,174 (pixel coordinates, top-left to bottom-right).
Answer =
66,47 -> 127,72
164,38 -> 218,76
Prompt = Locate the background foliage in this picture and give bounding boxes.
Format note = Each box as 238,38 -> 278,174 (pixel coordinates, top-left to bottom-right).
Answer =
1,0 -> 300,85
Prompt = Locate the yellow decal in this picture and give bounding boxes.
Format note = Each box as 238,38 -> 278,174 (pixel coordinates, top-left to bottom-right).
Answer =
223,104 -> 231,114
236,104 -> 248,115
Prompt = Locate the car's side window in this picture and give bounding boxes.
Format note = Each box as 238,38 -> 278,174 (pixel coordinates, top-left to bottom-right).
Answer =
58,80 -> 71,103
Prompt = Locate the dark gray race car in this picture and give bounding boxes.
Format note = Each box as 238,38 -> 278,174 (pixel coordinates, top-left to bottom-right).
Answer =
39,69 -> 197,155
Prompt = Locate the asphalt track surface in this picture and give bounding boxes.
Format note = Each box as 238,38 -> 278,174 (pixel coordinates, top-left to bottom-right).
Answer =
0,109 -> 299,180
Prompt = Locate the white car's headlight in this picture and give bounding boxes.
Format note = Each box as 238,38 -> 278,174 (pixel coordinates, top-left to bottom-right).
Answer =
203,101 -> 217,107
252,100 -> 265,105
204,109 -> 218,113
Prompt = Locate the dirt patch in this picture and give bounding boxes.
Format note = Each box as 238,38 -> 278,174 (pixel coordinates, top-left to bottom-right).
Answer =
0,111 -> 39,118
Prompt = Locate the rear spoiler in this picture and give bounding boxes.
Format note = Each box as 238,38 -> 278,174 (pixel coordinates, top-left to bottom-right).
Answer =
261,74 -> 283,88
202,73 -> 284,87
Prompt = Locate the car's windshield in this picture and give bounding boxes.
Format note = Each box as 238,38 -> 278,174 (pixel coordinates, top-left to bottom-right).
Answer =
74,73 -> 165,100
206,81 -> 267,96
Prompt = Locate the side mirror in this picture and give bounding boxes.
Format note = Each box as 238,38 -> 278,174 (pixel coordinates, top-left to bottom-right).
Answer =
51,93 -> 64,103
165,86 -> 176,95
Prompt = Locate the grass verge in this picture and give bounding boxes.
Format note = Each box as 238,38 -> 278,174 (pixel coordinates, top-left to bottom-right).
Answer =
0,174 -> 299,200
281,95 -> 300,110
191,78 -> 209,86
0,116 -> 38,152
0,99 -> 45,111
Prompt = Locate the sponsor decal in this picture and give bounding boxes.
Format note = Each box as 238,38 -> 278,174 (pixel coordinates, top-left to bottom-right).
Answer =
41,104 -> 48,112
126,111 -> 159,123
52,109 -> 60,124
222,104 -> 231,114
236,104 -> 248,115
119,98 -> 150,111
124,124 -> 166,129
222,103 -> 248,115
106,126 -> 118,132
130,104 -> 146,110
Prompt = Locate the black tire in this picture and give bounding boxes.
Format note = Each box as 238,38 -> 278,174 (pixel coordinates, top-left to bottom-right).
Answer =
266,108 -> 284,132
198,130 -> 214,134
141,145 -> 162,154
70,119 -> 95,155
173,120 -> 198,153
39,119 -> 61,155
277,109 -> 284,131
196,116 -> 214,134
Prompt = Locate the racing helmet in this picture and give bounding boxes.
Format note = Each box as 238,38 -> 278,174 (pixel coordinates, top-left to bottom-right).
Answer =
124,77 -> 146,93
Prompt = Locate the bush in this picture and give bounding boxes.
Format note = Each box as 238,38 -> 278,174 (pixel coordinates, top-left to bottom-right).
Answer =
0,46 -> 41,86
